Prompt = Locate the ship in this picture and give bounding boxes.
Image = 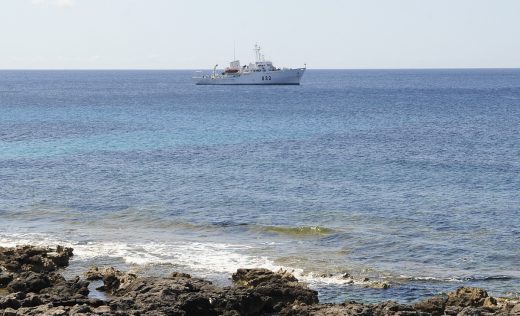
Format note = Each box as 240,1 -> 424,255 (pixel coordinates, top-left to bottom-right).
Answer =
193,44 -> 306,85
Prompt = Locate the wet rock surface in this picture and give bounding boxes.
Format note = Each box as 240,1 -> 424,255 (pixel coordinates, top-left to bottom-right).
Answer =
1,245 -> 519,315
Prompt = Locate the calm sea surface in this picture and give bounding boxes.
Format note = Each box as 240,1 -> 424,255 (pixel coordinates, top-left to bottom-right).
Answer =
0,69 -> 519,303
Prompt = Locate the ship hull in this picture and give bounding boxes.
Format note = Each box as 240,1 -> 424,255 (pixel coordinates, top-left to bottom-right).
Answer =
194,68 -> 305,85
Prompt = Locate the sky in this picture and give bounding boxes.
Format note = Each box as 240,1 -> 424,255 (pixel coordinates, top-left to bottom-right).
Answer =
1,0 -> 520,69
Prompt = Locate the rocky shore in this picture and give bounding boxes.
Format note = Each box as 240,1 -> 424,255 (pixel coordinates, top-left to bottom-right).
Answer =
1,245 -> 518,315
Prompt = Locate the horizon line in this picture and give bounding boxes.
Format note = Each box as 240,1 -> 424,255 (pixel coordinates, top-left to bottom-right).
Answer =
1,67 -> 520,71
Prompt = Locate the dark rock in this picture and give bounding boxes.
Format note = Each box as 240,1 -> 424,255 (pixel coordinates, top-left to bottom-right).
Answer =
1,245 -> 510,316
319,273 -> 333,278
0,272 -> 13,287
445,305 -> 463,315
7,271 -> 51,293
176,293 -> 218,316
92,305 -> 112,314
88,298 -> 106,307
214,287 -> 267,315
482,296 -> 497,308
21,293 -> 43,307
17,246 -> 48,257
23,254 -> 45,273
413,296 -> 447,316
457,306 -> 482,315
231,268 -> 318,313
93,267 -> 137,294
109,275 -> 220,313
446,287 -> 490,308
510,303 -> 520,316
232,268 -> 297,287
99,267 -> 319,315
51,298 -> 93,307
2,307 -> 18,316
253,280 -> 318,312
373,300 -> 416,315
0,294 -> 22,309
280,302 -> 373,316
45,247 -> 73,268
0,245 -> 73,275
367,281 -> 390,289
46,307 -> 68,315
171,271 -> 192,278
40,276 -> 89,298
84,266 -> 103,281
69,304 -> 92,314
3,261 -> 20,272
0,245 -> 93,314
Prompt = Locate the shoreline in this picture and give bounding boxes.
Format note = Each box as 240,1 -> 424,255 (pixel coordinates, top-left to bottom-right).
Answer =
1,245 -> 519,315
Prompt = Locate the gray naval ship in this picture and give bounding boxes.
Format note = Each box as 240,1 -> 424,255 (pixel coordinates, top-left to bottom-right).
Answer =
193,44 -> 306,85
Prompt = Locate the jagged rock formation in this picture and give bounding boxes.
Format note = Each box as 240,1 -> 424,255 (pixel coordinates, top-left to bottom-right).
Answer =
1,245 -> 518,315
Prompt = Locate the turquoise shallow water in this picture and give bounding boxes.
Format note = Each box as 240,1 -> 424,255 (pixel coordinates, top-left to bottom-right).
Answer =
0,69 -> 519,303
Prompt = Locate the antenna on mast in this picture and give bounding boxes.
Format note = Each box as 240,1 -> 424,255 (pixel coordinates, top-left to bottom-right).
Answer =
233,41 -> 236,61
254,43 -> 263,62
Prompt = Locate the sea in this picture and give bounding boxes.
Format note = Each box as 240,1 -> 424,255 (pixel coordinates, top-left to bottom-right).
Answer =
0,69 -> 519,303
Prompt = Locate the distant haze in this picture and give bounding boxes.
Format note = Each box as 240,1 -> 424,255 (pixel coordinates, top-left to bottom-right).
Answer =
1,0 -> 519,69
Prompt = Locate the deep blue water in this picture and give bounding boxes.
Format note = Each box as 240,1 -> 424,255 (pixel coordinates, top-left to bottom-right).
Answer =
0,69 -> 519,303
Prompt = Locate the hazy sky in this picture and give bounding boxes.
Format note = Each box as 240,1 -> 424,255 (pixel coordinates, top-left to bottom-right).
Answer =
1,0 -> 519,69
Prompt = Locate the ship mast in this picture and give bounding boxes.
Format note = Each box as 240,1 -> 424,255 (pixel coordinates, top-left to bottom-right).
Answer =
254,43 -> 264,62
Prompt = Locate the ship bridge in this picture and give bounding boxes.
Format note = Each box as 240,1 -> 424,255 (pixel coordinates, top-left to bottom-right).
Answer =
248,44 -> 278,72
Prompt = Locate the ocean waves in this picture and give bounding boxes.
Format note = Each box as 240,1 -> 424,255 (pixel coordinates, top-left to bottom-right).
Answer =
1,70 -> 519,302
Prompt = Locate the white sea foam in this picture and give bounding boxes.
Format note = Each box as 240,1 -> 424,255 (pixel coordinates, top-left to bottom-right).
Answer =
0,233 -> 272,273
0,232 -> 380,288
0,233 -> 67,249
